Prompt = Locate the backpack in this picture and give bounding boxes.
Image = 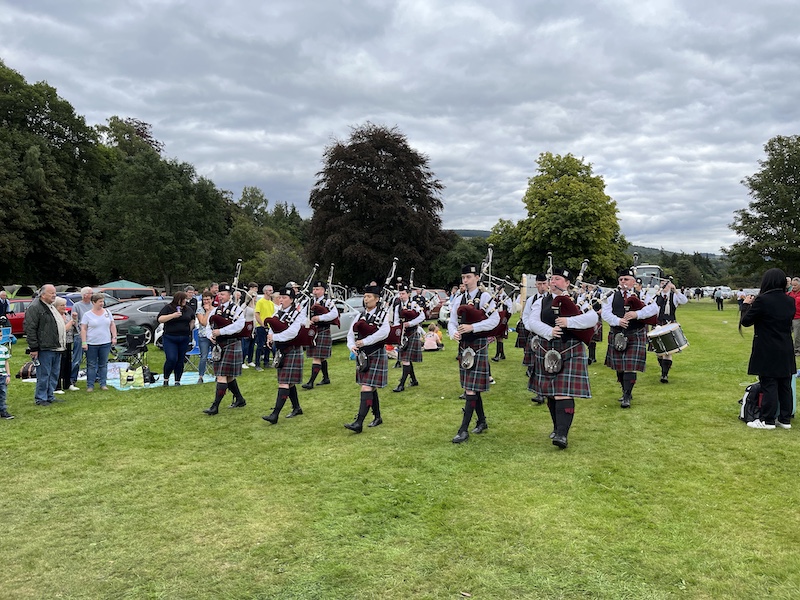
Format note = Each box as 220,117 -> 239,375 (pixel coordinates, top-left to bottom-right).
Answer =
739,382 -> 763,423
16,361 -> 36,379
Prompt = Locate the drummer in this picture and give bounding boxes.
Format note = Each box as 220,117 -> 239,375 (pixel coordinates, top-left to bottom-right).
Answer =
652,279 -> 688,383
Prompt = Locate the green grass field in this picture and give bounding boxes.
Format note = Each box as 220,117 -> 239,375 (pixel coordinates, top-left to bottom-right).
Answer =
2,299 -> 799,599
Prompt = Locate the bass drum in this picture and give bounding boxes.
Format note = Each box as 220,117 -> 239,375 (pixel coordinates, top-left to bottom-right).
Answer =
647,322 -> 688,354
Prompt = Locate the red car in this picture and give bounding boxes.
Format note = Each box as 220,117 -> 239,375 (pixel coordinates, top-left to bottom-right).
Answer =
4,297 -> 73,337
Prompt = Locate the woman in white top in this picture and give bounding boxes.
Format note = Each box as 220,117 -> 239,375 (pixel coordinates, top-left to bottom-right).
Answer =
80,294 -> 117,391
195,291 -> 214,383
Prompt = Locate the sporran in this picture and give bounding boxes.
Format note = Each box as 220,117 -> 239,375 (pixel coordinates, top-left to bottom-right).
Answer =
544,349 -> 563,374
211,344 -> 222,362
356,350 -> 369,373
613,332 -> 628,352
460,346 -> 476,370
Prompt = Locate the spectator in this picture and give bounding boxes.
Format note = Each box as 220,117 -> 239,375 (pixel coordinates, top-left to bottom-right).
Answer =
240,285 -> 257,369
254,284 -> 275,370
741,268 -> 796,429
185,285 -> 198,313
194,291 -> 214,383
0,290 -> 10,321
80,293 -> 117,392
714,287 -> 724,310
0,343 -> 13,419
157,291 -> 195,386
737,288 -> 747,312
70,287 -> 93,388
788,277 -> 800,356
53,297 -> 76,395
24,284 -> 67,405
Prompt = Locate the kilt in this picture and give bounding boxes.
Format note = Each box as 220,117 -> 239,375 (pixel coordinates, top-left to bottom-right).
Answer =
399,334 -> 423,363
356,346 -> 388,388
530,337 -> 591,398
278,346 -> 304,385
212,337 -> 242,378
306,326 -> 332,359
522,337 -> 535,367
604,327 -> 648,372
515,321 -> 529,349
458,338 -> 491,393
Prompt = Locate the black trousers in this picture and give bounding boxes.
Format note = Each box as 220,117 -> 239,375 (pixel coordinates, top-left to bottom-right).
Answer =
759,375 -> 793,425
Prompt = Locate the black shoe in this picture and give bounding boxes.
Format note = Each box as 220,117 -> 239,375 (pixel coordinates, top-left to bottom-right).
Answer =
458,393 -> 466,400
452,431 -> 469,444
203,407 -> 218,416
472,421 -> 488,434
301,382 -> 314,390
344,420 -> 363,433
174,382 -> 181,386
500,354 -> 506,360
163,381 -> 169,387
621,395 -> 631,409
409,380 -> 419,387
229,400 -> 246,408
286,408 -> 303,418
0,411 -> 14,419
394,361 -> 401,369
531,396 -> 545,405
368,417 -> 383,427
660,375 -> 669,384
393,384 -> 405,393
491,356 -> 500,362
318,378 -> 331,385
552,434 -> 568,449
549,431 -> 556,439
262,413 -> 278,424
35,400 -> 52,406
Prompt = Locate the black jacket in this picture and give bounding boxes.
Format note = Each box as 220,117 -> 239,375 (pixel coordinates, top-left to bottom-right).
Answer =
741,290 -> 796,378
23,298 -> 61,352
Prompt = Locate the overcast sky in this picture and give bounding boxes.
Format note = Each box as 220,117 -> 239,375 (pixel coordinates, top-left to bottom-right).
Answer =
2,0 -> 799,254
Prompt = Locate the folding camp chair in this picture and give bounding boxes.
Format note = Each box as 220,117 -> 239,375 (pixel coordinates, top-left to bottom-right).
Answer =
0,326 -> 14,347
117,330 -> 148,370
184,329 -> 202,371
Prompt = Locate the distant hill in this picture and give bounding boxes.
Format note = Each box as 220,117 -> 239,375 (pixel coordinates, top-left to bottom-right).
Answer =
451,229 -> 491,238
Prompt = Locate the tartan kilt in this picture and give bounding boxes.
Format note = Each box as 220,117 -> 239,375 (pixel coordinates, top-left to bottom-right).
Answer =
458,338 -> 491,393
530,337 -> 592,398
604,328 -> 648,372
356,347 -> 388,388
306,326 -> 332,359
399,334 -> 423,363
212,337 -> 242,378
515,321 -> 529,349
522,337 -> 535,367
278,346 -> 304,385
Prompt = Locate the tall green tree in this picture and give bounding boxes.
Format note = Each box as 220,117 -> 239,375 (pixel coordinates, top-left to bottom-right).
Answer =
728,135 -> 800,276
306,123 -> 447,287
516,152 -> 628,280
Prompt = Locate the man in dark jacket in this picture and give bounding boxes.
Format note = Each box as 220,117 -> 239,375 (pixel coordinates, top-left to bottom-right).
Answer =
23,284 -> 66,406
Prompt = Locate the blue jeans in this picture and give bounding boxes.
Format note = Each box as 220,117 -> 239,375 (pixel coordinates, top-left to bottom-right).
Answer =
162,333 -> 190,382
35,349 -> 63,402
242,336 -> 253,364
0,379 -> 8,411
71,342 -> 84,384
197,334 -> 211,378
254,326 -> 267,366
85,343 -> 111,389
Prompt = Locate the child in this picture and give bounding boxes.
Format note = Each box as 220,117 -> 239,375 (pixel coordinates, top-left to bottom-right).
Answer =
423,324 -> 443,351
0,344 -> 13,419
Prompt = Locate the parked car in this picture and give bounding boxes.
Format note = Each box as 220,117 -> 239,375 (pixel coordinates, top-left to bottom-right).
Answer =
60,291 -> 121,308
438,301 -> 451,328
4,297 -> 73,337
329,299 -> 359,342
110,297 -> 172,344
344,295 -> 366,316
420,288 -> 449,321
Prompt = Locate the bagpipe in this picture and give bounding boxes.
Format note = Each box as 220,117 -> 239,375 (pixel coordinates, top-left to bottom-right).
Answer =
545,258 -> 598,345
209,259 -> 250,338
265,263 -> 320,348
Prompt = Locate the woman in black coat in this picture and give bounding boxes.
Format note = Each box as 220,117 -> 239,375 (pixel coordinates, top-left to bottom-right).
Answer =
741,268 -> 796,429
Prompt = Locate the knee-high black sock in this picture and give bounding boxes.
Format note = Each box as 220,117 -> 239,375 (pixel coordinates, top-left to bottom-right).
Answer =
662,358 -> 672,377
617,371 -> 624,386
475,392 -> 486,424
547,397 -> 557,430
355,391 -> 372,423
588,342 -> 596,362
460,394 -> 477,432
211,382 -> 228,410
308,364 -> 321,384
321,360 -> 329,380
271,388 -> 289,417
372,390 -> 381,418
228,379 -> 244,402
657,357 -> 664,371
623,372 -> 636,395
399,365 -> 410,386
409,363 -> 417,384
555,398 -> 575,438
289,385 -> 300,410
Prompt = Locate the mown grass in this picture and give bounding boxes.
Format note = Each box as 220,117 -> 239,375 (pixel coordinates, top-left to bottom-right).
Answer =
2,298 -> 799,599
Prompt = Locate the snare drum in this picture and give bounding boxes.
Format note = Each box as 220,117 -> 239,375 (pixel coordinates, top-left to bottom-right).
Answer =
647,322 -> 689,354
